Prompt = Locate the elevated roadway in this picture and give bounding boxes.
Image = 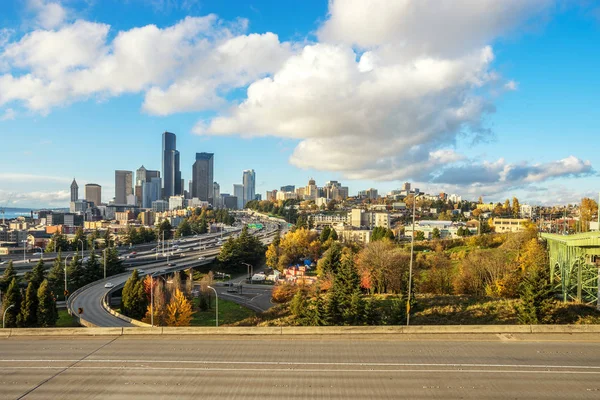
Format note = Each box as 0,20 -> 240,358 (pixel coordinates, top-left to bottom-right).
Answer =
2,333 -> 600,399
68,224 -> 280,327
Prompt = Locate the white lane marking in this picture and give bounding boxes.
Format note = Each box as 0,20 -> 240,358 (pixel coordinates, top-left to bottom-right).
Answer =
2,366 -> 600,375
1,360 -> 600,370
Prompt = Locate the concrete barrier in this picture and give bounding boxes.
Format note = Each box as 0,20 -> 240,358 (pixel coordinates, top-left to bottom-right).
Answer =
3,325 -> 600,337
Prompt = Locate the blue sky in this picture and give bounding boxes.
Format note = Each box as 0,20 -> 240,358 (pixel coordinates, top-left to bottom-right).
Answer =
0,0 -> 599,208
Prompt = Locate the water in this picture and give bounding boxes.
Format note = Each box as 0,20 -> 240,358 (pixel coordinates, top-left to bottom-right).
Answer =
1,209 -> 36,220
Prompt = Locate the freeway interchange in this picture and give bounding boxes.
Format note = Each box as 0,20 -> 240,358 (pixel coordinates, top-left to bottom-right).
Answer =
67,221 -> 281,328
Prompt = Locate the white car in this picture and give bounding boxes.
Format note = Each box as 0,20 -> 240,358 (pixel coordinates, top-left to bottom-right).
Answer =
198,256 -> 206,261
104,282 -> 114,288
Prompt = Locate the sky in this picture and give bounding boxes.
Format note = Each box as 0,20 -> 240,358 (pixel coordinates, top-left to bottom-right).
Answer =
0,0 -> 599,208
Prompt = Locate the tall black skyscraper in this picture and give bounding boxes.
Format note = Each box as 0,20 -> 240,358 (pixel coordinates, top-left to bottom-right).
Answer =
192,152 -> 214,204
162,131 -> 181,198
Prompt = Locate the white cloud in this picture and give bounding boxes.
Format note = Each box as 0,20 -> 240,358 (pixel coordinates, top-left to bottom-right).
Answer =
0,108 -> 15,121
0,189 -> 70,207
504,80 -> 518,90
0,173 -> 71,183
28,0 -> 69,29
0,16 -> 290,114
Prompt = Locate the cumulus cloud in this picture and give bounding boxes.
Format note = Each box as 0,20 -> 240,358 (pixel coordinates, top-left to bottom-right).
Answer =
0,173 -> 71,183
28,0 -> 69,29
0,16 -> 291,113
0,189 -> 70,207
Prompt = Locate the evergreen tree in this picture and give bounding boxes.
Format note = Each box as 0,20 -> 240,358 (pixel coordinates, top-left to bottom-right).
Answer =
37,279 -> 58,327
328,228 -> 338,241
102,229 -> 113,248
0,260 -> 17,292
129,280 -> 148,320
516,265 -> 555,324
175,219 -> 192,238
71,227 -> 87,251
306,291 -> 326,326
121,269 -> 140,316
47,251 -> 65,300
199,216 -> 208,234
363,297 -> 380,325
25,259 -> 46,290
317,242 -> 342,276
105,247 -> 124,276
2,277 -> 22,328
344,288 -> 365,325
290,289 -> 307,318
84,250 -> 102,284
156,220 -> 173,241
326,249 -> 361,325
20,281 -> 39,327
68,255 -> 86,291
320,226 -> 331,243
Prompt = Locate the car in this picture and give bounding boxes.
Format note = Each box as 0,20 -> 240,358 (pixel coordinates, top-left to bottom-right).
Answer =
104,282 -> 114,288
138,269 -> 146,274
167,263 -> 176,267
198,256 -> 206,261
0,261 -> 7,265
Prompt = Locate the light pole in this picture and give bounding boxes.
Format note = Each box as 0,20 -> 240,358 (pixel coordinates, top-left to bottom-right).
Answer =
241,262 -> 253,284
78,239 -> 85,258
34,246 -> 43,259
22,240 -> 27,262
103,248 -> 108,279
3,304 -> 14,328
407,192 -> 420,326
207,285 -> 218,327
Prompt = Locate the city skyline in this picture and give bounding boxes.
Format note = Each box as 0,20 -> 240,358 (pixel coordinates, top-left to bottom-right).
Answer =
1,0 -> 599,208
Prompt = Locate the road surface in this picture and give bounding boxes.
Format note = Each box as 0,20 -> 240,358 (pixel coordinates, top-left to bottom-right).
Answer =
2,333 -> 600,399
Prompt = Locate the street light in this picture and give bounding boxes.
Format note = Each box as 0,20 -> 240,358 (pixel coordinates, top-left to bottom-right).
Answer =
407,192 -> 421,326
102,248 -> 108,279
3,304 -> 14,328
150,271 -> 159,327
207,285 -> 218,327
34,246 -> 43,259
78,239 -> 85,258
241,262 -> 253,284
21,240 -> 27,262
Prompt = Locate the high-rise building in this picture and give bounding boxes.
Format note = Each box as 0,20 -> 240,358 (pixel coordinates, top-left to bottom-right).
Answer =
213,182 -> 220,208
162,131 -> 181,198
85,184 -> 102,207
233,184 -> 244,210
280,185 -> 295,192
115,170 -> 133,205
192,152 -> 214,204
142,177 -> 162,208
306,178 -> 318,200
242,169 -> 255,207
402,182 -> 411,191
135,166 -> 160,206
70,178 -> 78,202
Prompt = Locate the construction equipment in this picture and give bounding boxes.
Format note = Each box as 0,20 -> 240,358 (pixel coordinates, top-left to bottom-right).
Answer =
0,193 -> 13,225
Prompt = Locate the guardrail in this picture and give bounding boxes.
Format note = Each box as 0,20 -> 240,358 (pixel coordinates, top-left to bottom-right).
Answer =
2,325 -> 600,337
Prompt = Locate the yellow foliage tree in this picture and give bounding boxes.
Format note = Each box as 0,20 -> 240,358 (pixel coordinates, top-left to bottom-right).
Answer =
165,288 -> 193,326
265,243 -> 280,271
518,238 -> 547,273
580,198 -> 598,232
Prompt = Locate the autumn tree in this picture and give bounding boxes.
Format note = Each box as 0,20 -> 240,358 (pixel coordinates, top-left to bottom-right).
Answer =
165,288 -> 193,326
580,198 -> 598,232
512,197 -> 521,218
355,240 -> 410,294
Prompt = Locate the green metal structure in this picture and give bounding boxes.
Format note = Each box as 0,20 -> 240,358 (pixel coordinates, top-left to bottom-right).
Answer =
542,232 -> 600,305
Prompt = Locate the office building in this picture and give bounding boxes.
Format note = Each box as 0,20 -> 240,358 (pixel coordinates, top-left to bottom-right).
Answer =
266,190 -> 278,201
85,184 -> 102,207
135,166 -> 160,207
223,195 -> 238,210
242,169 -> 255,207
213,182 -> 220,208
152,200 -> 169,213
169,196 -> 185,210
192,152 -> 214,204
254,194 -> 262,201
70,200 -> 88,214
233,184 -> 244,209
115,170 -> 133,204
142,177 -> 162,209
402,182 -> 411,191
162,131 -> 182,198
70,179 -> 78,202
306,178 -> 318,200
280,185 -> 295,193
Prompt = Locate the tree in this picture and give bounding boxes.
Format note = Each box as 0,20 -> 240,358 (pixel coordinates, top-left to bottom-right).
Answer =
175,219 -> 192,238
67,255 -> 85,291
20,282 -> 39,327
290,289 -> 307,318
503,199 -> 510,212
47,251 -> 65,300
84,251 -> 102,284
356,240 -> 410,295
156,219 -> 173,240
580,198 -> 598,232
37,279 -> 58,327
25,259 -> 46,290
317,241 -> 342,277
478,196 -> 483,204
45,232 -> 69,253
121,270 -> 147,319
512,197 -> 521,218
320,226 -> 331,243
2,278 -> 22,328
432,228 -> 441,239
102,229 -> 113,248
165,288 -> 193,326
327,200 -> 337,211
0,260 -> 17,293
265,242 -> 280,271
71,227 -> 87,251
326,249 -> 361,325
516,263 -> 555,324
414,231 -> 425,241
328,228 -> 338,241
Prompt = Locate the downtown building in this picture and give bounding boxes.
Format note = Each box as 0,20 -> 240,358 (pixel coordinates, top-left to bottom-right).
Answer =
242,169 -> 255,207
191,152 -> 214,205
115,170 -> 133,205
85,184 -> 102,207
162,131 -> 182,199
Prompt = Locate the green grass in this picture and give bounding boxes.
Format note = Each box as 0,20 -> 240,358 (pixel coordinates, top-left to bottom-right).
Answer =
191,297 -> 255,326
56,309 -> 81,327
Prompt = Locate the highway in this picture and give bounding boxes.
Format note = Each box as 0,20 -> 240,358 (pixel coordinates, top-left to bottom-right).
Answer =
2,333 -> 600,399
68,221 -> 280,327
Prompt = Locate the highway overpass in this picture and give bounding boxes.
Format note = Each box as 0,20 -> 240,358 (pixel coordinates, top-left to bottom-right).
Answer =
1,329 -> 600,399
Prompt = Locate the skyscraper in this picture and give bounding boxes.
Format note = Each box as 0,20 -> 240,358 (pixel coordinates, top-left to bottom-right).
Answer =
85,184 -> 102,207
162,131 -> 181,198
142,177 -> 162,209
135,166 -> 160,207
213,182 -> 220,208
242,169 -> 256,207
115,170 -> 133,204
192,152 -> 214,204
70,178 -> 78,202
233,184 -> 244,210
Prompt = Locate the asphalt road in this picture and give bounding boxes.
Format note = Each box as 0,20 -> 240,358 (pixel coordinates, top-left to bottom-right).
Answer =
2,334 -> 600,399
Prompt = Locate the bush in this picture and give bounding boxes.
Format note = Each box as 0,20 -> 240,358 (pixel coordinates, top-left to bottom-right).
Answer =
271,282 -> 298,303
